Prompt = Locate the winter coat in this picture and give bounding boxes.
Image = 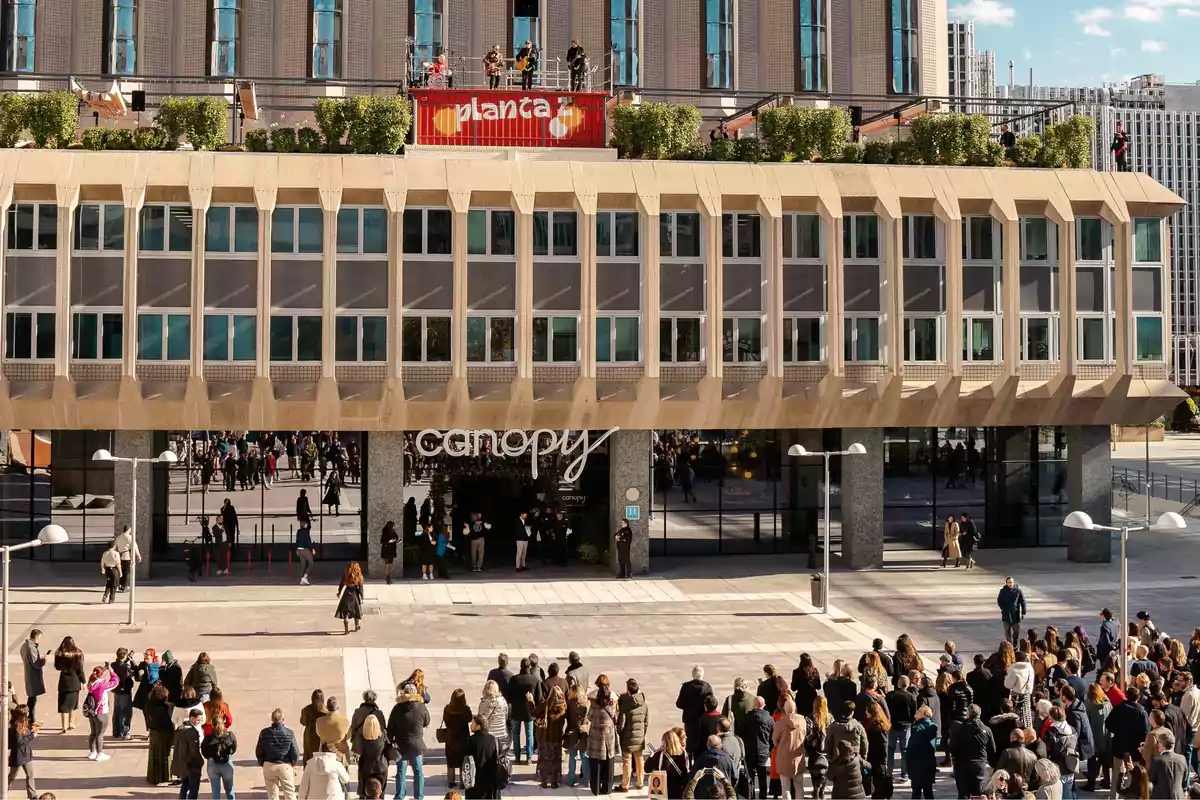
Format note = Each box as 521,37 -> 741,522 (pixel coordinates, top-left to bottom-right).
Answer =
1097,619 -> 1119,666
505,673 -> 543,723
160,660 -> 184,705
1087,698 -> 1112,759
565,661 -> 589,692
828,753 -> 867,799
790,667 -> 822,716
298,750 -> 350,799
997,584 -> 1028,623
771,713 -> 807,779
825,716 -> 867,762
1106,699 -> 1150,758
943,521 -> 962,558
905,717 -> 940,782
255,721 -> 300,765
676,678 -> 714,725
948,717 -> 996,776
823,677 -> 857,718
533,696 -> 567,747
757,678 -> 782,717
19,641 -> 44,698
988,712 -> 1020,762
299,702 -> 328,761
885,688 -> 917,727
387,693 -> 431,759
184,662 -> 218,698
485,667 -> 513,698
463,730 -> 502,800
352,735 -> 389,779
968,664 -> 998,719
441,703 -> 474,768
945,681 -> 974,723
997,741 -> 1037,784
316,711 -> 351,758
564,695 -> 588,750
1044,721 -> 1080,774
7,727 -> 33,768
349,702 -> 386,752
1065,698 -> 1095,761
617,691 -> 649,752
723,689 -> 755,730
585,693 -> 619,760
738,707 -> 774,767
917,687 -> 942,736
172,723 -> 204,777
477,694 -> 509,743
1005,661 -> 1035,696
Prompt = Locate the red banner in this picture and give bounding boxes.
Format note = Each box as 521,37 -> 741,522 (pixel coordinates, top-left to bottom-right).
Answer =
411,88 -> 608,149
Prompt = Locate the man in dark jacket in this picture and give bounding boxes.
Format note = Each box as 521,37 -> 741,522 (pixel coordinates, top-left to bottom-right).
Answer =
19,630 -> 45,724
160,650 -> 184,705
996,727 -> 1036,785
543,661 -> 568,700
886,676 -> 917,781
464,714 -> 503,799
691,735 -> 737,788
566,652 -> 588,692
486,653 -> 513,698
1107,687 -> 1151,762
1151,693 -> 1189,758
997,576 -> 1027,646
1097,607 -> 1119,668
1146,730 -> 1189,799
504,658 -> 543,763
350,690 -> 387,752
944,672 -> 974,725
967,655 -> 996,719
697,694 -> 725,746
256,710 -> 300,795
857,639 -> 894,680
947,705 -> 995,799
1060,686 -> 1095,765
677,665 -> 714,756
736,696 -> 774,800
388,683 -> 431,797
172,708 -> 205,798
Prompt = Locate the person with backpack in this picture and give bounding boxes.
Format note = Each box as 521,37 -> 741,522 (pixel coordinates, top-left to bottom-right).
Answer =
83,664 -> 118,762
1042,704 -> 1080,798
202,713 -> 238,798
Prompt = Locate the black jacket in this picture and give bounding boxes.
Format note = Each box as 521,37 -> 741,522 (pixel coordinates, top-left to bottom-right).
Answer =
823,677 -> 857,718
464,730 -> 502,799
161,661 -> 184,705
7,727 -> 33,768
1158,702 -> 1189,756
676,679 -> 714,725
885,689 -> 917,726
828,754 -> 867,799
350,702 -> 386,751
916,687 -> 941,736
947,717 -> 995,775
1065,698 -> 1095,761
944,682 -> 974,723
505,673 -> 543,723
757,678 -> 781,716
1106,700 -> 1150,758
354,735 -> 389,777
486,667 -> 513,697
996,741 -> 1036,784
172,724 -> 204,777
967,665 -> 996,718
387,695 -> 431,759
255,722 -> 300,765
737,707 -> 774,767
790,667 -> 821,714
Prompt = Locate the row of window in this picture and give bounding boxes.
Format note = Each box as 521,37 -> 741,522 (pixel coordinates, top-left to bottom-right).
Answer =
5,310 -> 1165,365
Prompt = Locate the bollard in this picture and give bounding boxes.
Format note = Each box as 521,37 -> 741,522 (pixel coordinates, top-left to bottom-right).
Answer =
246,548 -> 251,577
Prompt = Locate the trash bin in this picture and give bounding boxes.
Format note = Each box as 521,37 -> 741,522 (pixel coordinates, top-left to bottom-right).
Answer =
810,574 -> 824,607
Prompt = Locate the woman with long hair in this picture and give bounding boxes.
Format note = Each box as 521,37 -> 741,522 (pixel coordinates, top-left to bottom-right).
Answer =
1044,626 -> 1061,655
1166,637 -> 1188,670
418,523 -> 438,581
354,714 -> 389,795
403,668 -> 431,703
791,654 -> 822,721
380,520 -> 399,585
477,679 -> 509,755
335,562 -> 364,635
535,684 -> 568,788
1187,627 -> 1200,675
807,696 -> 831,800
145,683 -> 174,786
53,637 -> 84,733
863,699 -> 891,787
8,705 -> 39,796
772,698 -> 807,800
1084,682 -> 1112,792
201,712 -> 238,799
586,674 -> 618,796
862,651 -> 889,693
941,515 -> 961,568
565,680 -> 590,787
442,688 -> 473,789
299,689 -> 327,764
645,727 -> 688,800
893,636 -> 924,684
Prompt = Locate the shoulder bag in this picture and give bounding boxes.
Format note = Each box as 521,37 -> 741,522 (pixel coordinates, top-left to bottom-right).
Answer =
435,715 -> 449,744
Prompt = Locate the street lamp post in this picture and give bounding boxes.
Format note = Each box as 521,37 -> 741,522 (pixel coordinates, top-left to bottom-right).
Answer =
0,524 -> 68,800
788,442 -> 868,615
1062,510 -> 1186,689
92,448 -> 179,626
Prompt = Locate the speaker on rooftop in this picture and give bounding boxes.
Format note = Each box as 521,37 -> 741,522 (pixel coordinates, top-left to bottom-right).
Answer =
131,90 -> 146,112
849,105 -> 862,126
514,0 -> 539,16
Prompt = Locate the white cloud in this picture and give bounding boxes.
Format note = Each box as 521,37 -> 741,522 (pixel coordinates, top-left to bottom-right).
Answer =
1180,7 -> 1200,14
1076,7 -> 1115,35
1125,3 -> 1164,20
948,0 -> 1016,25
1141,38 -> 1167,51
1110,46 -> 1127,55
1023,46 -> 1033,60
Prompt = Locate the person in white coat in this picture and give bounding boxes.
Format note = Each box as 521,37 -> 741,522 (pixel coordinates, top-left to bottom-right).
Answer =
298,742 -> 350,799
1004,651 -> 1036,730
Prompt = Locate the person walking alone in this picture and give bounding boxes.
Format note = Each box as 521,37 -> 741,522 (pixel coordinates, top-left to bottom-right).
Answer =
941,515 -> 961,569
99,540 -> 122,604
997,576 -> 1028,646
335,562 -> 364,635
296,520 -> 315,586
7,705 -> 39,799
960,512 -> 979,569
172,707 -> 205,798
113,524 -> 140,592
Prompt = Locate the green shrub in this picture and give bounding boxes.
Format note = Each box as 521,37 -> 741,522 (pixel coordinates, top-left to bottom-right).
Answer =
708,137 -> 735,161
25,91 -> 77,148
105,129 -> 134,150
132,126 -> 166,151
315,97 -> 350,150
187,97 -> 227,150
1013,136 -> 1043,167
344,96 -> 410,155
244,129 -> 269,152
81,128 -> 108,151
270,127 -> 297,154
609,101 -> 701,160
907,112 -> 995,166
734,136 -> 763,162
0,94 -> 27,148
811,107 -> 851,161
892,139 -> 923,165
1044,114 -> 1095,169
968,141 -> 1006,167
862,138 -> 892,164
755,106 -> 850,162
297,126 -> 323,153
837,141 -> 864,163
154,97 -> 190,149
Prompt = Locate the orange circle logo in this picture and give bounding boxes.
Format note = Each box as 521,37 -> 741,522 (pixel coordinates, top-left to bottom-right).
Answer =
433,107 -> 460,136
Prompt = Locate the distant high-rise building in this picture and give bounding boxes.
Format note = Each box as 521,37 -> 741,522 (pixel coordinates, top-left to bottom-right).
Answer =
947,20 -> 995,113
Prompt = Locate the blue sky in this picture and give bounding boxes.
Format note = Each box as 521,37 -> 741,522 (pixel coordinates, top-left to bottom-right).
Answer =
950,0 -> 1200,86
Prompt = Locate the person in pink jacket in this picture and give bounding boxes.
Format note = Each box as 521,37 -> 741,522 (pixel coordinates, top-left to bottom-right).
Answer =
85,665 -> 119,761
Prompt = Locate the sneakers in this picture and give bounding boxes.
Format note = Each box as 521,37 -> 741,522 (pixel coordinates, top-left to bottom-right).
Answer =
87,751 -> 97,760
300,576 -> 310,586
422,574 -> 430,581
96,753 -> 111,762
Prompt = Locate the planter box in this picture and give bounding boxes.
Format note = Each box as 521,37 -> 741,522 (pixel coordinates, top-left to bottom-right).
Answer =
1117,426 -> 1165,442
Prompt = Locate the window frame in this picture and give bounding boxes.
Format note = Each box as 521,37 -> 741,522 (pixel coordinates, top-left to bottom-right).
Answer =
6,202 -> 57,252
73,203 -> 126,253
658,316 -> 704,363
70,308 -> 124,361
610,0 -> 639,86
401,314 -> 452,363
782,315 -> 825,363
467,208 -> 516,257
411,0 -> 443,79
888,0 -> 918,95
704,0 -> 734,90
310,0 -> 342,79
1075,217 -> 1114,364
721,315 -> 763,363
595,315 -> 641,363
202,312 -> 257,362
842,213 -> 883,364
138,203 -> 194,254
402,207 -> 453,257
466,314 -> 516,364
271,206 -> 324,256
1020,315 -> 1058,362
3,307 -> 54,361
136,310 -> 191,362
268,313 -> 323,363
104,0 -> 137,75
336,205 -> 388,256
721,212 -> 762,260
595,210 -> 641,259
659,211 -> 702,259
205,204 -> 259,254
782,213 -> 826,365
795,0 -> 826,92
209,0 -> 239,77
962,316 -> 998,363
843,315 -> 882,364
532,209 -> 579,259
533,315 -> 580,364
902,315 -> 943,363
2,0 -> 36,73
334,313 -> 388,363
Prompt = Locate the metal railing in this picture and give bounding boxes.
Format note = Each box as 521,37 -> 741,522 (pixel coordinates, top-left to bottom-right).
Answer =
1111,466 -> 1200,513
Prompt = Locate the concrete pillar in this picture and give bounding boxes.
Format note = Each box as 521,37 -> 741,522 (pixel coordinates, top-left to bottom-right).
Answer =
121,186 -> 145,378
451,210 -> 468,378
255,190 -> 277,379
188,191 -> 211,377
365,431 -> 406,577
639,197 -> 661,378
112,430 -> 154,580
841,427 -> 883,569
320,196 -> 342,380
1067,425 -> 1112,563
609,429 -> 651,576
1001,217 -> 1021,374
54,185 -> 80,378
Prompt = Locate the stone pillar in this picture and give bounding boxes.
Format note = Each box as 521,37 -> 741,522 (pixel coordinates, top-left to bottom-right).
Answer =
841,427 -> 883,569
1067,425 -> 1112,563
112,430 -> 154,580
365,431 -> 405,577
121,186 -> 145,378
608,429 -> 651,576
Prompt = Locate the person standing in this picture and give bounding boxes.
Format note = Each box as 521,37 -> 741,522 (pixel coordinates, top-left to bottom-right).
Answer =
505,659 -> 541,765
515,40 -> 537,91
202,712 -> 238,799
997,576 -> 1028,646
335,562 -> 364,635
772,699 -> 808,800
676,666 -> 714,760
19,631 -> 44,725
296,488 -> 314,524
53,638 -> 83,733
960,512 -> 979,569
110,648 -> 135,741
535,685 -> 568,789
515,512 -> 531,572
298,741 -> 349,798
586,676 -> 619,796
946,704 -> 995,798
84,664 -> 118,761
380,521 -> 399,585
418,524 -> 438,582
221,498 -> 239,552
353,715 -> 389,797
905,705 -> 940,800
477,681 -> 509,758
616,678 -> 648,792
113,524 -> 140,592
99,540 -> 122,604
256,708 -> 301,799
441,689 -> 474,790
387,681 -> 430,800
296,520 -> 315,586
465,513 -> 491,572
172,707 -> 205,798
739,696 -> 773,800
7,705 -> 39,799
463,714 -> 502,800
614,519 -> 633,581
565,682 -> 590,787
941,515 -> 961,569
885,674 -> 917,782
145,684 -> 174,786
322,471 -> 342,516
1112,124 -> 1131,172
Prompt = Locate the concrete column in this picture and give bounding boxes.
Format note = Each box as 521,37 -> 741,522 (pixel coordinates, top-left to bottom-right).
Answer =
944,213 -> 964,374
579,209 -> 597,378
882,215 -> 904,374
1113,219 -> 1132,374
1001,217 -> 1021,374
608,429 -> 651,576
365,430 -> 405,577
0,183 -> 12,363
189,192 -> 210,377
384,196 -> 405,380
54,185 -> 80,377
1067,425 -> 1112,563
112,429 -> 154,580
321,198 -> 342,379
825,212 -> 845,376
762,207 -> 784,379
255,191 -> 277,379
640,198 -> 661,378
702,204 -> 723,377
841,427 -> 883,569
1059,219 -> 1077,373
121,188 -> 145,378
451,210 -> 468,378
515,205 -> 534,378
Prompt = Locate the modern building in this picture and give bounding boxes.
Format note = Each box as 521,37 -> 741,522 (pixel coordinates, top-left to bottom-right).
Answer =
0,148 -> 1180,576
2,0 -> 947,97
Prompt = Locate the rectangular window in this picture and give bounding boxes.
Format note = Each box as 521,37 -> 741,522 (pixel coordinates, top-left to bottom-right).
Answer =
402,208 -> 452,256
106,0 -> 137,74
6,203 -> 56,251
513,0 -> 540,51
205,206 -> 259,253
203,313 -> 256,361
659,318 -> 702,362
1135,316 -> 1164,361
889,0 -> 918,94
466,316 -> 514,363
3,0 -> 36,72
272,207 -> 323,254
595,317 -> 640,363
72,311 -> 122,360
533,211 -> 578,257
335,315 -> 387,362
721,317 -> 762,362
1020,217 -> 1052,262
210,0 -> 239,76
962,217 -> 996,261
783,214 -> 821,260
311,0 -> 341,78
1079,317 -> 1106,361
337,207 -> 388,255
796,0 -> 826,92
1022,317 -> 1054,361
1134,218 -> 1162,263
269,315 -> 322,362
136,313 -> 190,361
903,317 -> 940,362
1077,217 -> 1105,262
721,213 -> 762,259
962,318 -> 995,362
902,215 -> 937,260
596,211 -> 640,257
610,0 -> 639,86
139,205 -> 194,252
844,317 -> 880,362
843,214 -> 879,260
74,204 -> 124,251
705,0 -> 733,89
401,316 -> 451,362
412,0 -> 443,78
782,317 -> 822,362
533,316 -> 578,363
467,209 -> 516,256
659,212 -> 701,258
4,311 -> 54,359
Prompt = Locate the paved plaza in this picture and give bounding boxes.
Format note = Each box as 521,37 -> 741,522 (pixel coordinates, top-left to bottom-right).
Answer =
6,512 -> 1200,799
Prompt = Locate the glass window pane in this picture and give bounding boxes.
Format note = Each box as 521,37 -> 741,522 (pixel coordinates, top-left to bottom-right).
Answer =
856,318 -> 879,361
677,318 -> 701,361
76,205 -> 100,250
782,317 -> 794,362
298,208 -> 324,254
1136,316 -> 1163,361
533,317 -> 548,362
335,316 -> 358,360
675,213 -> 700,258
553,212 -> 577,256
967,217 -> 993,260
855,216 -> 878,259
1134,218 -> 1162,263
138,314 -> 163,360
204,314 -> 229,360
490,317 -> 514,361
660,214 -> 672,257
615,212 -> 639,257
491,210 -> 515,256
140,206 -> 165,251
533,211 -> 549,257
615,317 -> 638,361
595,317 -> 612,362
103,206 -> 124,250
721,317 -> 734,362
427,317 -> 451,361
1023,218 -> 1049,261
596,214 -> 612,256
467,210 -> 487,255
466,317 -> 486,361
271,208 -> 294,253
722,214 -> 735,260
737,317 -> 761,361
37,205 -> 57,251
5,312 -> 29,359
659,319 -> 673,361
969,319 -> 994,361
296,316 -> 322,360
736,215 -> 760,259
1025,318 -> 1051,360
101,313 -> 122,359
797,318 -> 820,361
166,314 -> 190,360
73,313 -> 97,359
403,209 -> 423,254
1078,218 -> 1104,261
1080,318 -> 1105,361
336,208 -> 359,254
552,317 -> 577,361
167,206 -> 193,252
362,209 -> 387,254
10,204 -> 32,250
269,316 -> 293,361
206,207 -> 231,252
35,312 -> 54,358
233,207 -> 258,253
232,315 -> 256,360
361,316 -> 386,361
427,209 -> 451,255
402,317 -> 422,361
795,215 -> 820,259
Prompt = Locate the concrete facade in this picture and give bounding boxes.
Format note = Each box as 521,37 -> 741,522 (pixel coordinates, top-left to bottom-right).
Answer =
840,427 -> 884,569
111,429 -> 154,580
364,430 -> 406,577
1067,424 -> 1113,563
608,429 -> 651,576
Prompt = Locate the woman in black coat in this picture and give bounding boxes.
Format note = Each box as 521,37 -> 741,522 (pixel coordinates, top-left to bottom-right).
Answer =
352,714 -> 390,796
52,637 -> 84,732
380,521 -> 399,585
463,721 -> 503,800
822,662 -> 857,717
791,654 -> 822,716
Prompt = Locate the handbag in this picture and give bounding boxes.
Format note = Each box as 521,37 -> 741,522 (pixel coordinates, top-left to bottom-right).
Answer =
435,716 -> 449,744
384,742 -> 400,762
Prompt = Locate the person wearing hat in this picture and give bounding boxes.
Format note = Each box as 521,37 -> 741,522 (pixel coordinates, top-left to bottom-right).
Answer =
484,45 -> 504,90
1136,611 -> 1164,648
388,681 -> 431,799
515,40 -> 537,90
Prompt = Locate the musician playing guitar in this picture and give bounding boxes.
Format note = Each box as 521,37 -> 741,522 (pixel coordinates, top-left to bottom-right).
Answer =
566,39 -> 586,91
483,44 -> 504,90
515,39 -> 538,91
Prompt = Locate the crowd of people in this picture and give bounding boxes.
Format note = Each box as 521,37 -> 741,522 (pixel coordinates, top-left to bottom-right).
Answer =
13,589 -> 1200,799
